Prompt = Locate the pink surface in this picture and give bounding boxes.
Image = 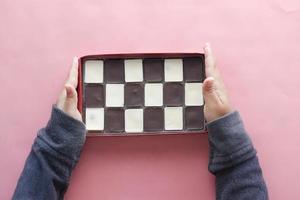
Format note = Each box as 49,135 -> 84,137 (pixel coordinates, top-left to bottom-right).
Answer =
0,0 -> 299,199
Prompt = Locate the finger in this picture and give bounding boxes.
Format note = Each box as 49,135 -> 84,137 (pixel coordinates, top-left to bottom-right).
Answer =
64,84 -> 78,109
204,43 -> 225,82
56,88 -> 66,109
66,56 -> 79,88
202,77 -> 221,106
204,43 -> 216,68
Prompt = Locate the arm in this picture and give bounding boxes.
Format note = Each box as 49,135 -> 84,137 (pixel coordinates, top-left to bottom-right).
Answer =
207,112 -> 268,199
13,57 -> 86,200
203,44 -> 268,199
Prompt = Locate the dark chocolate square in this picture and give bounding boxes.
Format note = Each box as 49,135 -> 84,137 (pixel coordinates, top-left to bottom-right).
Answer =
104,59 -> 125,83
183,57 -> 204,82
144,107 -> 164,132
143,58 -> 164,82
85,84 -> 104,107
163,82 -> 184,106
104,108 -> 125,132
125,83 -> 144,107
185,106 -> 204,130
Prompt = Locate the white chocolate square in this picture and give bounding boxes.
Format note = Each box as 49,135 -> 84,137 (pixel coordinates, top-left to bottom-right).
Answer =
84,60 -> 103,83
164,107 -> 183,130
185,83 -> 203,106
164,59 -> 183,82
145,83 -> 163,106
125,59 -> 143,82
85,108 -> 104,130
125,109 -> 143,132
106,84 -> 124,107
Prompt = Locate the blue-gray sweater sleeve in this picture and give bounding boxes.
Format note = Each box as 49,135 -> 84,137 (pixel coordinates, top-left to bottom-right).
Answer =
12,106 -> 86,200
207,111 -> 268,199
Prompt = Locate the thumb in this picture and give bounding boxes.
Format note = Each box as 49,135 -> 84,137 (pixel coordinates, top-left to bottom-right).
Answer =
202,77 -> 221,106
64,84 -> 78,108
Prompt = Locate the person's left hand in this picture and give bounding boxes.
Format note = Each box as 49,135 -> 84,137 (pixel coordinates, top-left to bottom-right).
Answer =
56,57 -> 82,122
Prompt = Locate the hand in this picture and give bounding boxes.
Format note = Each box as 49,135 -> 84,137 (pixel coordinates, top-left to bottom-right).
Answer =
203,43 -> 233,123
56,57 -> 82,122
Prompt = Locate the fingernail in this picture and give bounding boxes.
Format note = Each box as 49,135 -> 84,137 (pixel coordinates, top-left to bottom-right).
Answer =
207,76 -> 214,81
204,43 -> 209,52
73,56 -> 78,63
65,83 -> 74,89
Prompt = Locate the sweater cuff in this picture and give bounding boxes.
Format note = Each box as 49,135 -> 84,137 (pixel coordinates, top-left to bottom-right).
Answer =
36,105 -> 86,162
207,111 -> 256,174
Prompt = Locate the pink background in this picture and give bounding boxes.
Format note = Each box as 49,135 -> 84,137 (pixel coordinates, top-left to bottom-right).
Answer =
0,0 -> 299,199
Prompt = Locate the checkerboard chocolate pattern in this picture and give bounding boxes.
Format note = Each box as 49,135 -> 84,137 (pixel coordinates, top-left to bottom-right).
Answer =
78,53 -> 205,136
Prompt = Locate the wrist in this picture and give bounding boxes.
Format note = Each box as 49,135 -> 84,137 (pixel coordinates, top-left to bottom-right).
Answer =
205,104 -> 233,123
37,105 -> 86,162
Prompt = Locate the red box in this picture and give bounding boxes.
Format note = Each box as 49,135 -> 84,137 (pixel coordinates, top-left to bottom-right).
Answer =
77,53 -> 206,136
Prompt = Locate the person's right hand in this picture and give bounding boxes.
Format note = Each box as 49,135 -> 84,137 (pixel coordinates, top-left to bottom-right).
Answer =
202,43 -> 233,123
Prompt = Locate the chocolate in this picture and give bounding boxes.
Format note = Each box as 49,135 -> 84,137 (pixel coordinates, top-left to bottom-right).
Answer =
84,60 -> 104,83
185,83 -> 203,106
85,108 -> 104,131
85,84 -> 104,107
143,58 -> 164,82
163,82 -> 184,106
145,83 -> 163,106
144,107 -> 164,132
104,108 -> 125,132
105,84 -> 124,107
164,59 -> 183,81
104,59 -> 125,83
125,59 -> 143,82
183,57 -> 204,82
164,107 -> 183,130
185,106 -> 204,130
125,109 -> 143,132
125,83 -> 144,107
